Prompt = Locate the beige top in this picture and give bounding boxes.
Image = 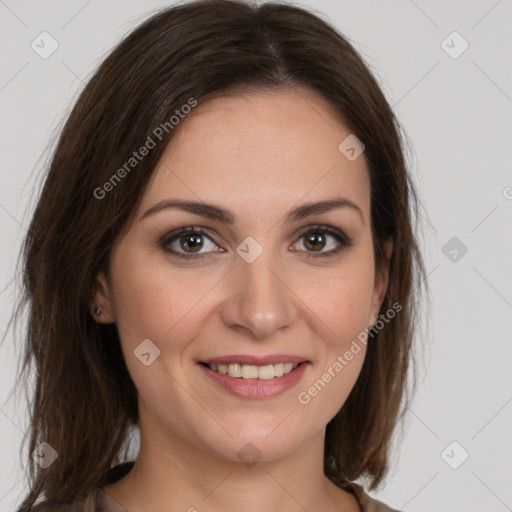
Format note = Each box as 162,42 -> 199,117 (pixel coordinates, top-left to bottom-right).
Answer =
29,463 -> 400,512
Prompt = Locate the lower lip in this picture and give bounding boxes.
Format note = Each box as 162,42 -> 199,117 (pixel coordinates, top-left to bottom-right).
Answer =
197,362 -> 310,399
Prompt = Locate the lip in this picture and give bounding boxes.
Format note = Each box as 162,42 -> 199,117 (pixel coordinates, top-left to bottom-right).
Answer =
199,354 -> 309,366
198,361 -> 310,399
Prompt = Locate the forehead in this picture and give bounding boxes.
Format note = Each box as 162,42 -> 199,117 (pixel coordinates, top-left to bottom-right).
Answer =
137,90 -> 370,222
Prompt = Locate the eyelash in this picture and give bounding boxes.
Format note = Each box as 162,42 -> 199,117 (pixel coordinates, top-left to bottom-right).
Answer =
159,224 -> 353,261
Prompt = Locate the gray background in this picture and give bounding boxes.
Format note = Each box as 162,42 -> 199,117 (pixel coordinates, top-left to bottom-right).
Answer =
1,1 -> 511,510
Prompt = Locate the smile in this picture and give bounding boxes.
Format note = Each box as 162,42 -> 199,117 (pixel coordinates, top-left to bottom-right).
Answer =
198,361 -> 310,399
202,362 -> 299,379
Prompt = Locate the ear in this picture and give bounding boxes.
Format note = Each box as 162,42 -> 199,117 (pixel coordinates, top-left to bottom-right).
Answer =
90,270 -> 116,323
369,238 -> 393,326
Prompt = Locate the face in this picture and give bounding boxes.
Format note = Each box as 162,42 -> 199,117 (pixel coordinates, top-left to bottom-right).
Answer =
93,89 -> 391,463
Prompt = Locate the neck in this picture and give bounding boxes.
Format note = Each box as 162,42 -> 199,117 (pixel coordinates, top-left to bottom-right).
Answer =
103,408 -> 360,512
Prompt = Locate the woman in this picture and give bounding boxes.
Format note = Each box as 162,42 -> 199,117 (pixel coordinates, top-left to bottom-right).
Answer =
12,0 -> 427,510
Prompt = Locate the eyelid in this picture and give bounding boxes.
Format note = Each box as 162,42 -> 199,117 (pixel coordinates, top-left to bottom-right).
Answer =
292,224 -> 353,257
159,223 -> 353,260
159,226 -> 223,254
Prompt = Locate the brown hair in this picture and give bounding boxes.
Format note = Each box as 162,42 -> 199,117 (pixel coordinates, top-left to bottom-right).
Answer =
7,0 -> 428,509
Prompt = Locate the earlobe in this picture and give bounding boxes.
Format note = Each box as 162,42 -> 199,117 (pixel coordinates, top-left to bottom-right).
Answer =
90,270 -> 115,323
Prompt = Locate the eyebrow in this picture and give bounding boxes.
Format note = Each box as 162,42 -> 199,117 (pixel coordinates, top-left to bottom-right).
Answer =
139,197 -> 364,225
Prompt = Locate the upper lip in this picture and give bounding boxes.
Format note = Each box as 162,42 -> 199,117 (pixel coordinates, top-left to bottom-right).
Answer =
199,354 -> 309,366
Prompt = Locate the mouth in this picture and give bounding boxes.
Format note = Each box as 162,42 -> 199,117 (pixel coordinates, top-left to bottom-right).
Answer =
199,361 -> 303,380
197,356 -> 310,399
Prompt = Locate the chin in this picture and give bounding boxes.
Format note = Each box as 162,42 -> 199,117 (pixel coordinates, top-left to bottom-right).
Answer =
200,424 -> 308,464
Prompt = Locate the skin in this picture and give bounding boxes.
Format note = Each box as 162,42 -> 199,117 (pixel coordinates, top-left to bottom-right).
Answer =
93,89 -> 392,512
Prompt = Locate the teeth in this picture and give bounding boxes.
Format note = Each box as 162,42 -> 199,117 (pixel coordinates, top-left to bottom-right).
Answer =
242,365 -> 258,379
273,363 -> 284,377
207,362 -> 300,379
228,363 -> 242,377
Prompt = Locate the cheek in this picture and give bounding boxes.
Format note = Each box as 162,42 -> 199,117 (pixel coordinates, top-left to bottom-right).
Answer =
298,256 -> 375,346
314,283 -> 372,335
310,276 -> 370,375
108,251 -> 220,373
295,282 -> 370,429
291,258 -> 373,421
110,251 -> 195,335
108,256 -> 203,411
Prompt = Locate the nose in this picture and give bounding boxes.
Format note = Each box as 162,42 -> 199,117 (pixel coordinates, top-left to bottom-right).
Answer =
220,251 -> 297,340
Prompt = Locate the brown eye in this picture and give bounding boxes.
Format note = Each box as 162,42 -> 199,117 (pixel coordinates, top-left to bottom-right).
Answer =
293,225 -> 353,259
303,231 -> 327,252
161,227 -> 220,259
178,233 -> 204,253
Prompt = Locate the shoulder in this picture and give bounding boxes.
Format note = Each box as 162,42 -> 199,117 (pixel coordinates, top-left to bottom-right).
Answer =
341,481 -> 403,512
24,487 -> 123,512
